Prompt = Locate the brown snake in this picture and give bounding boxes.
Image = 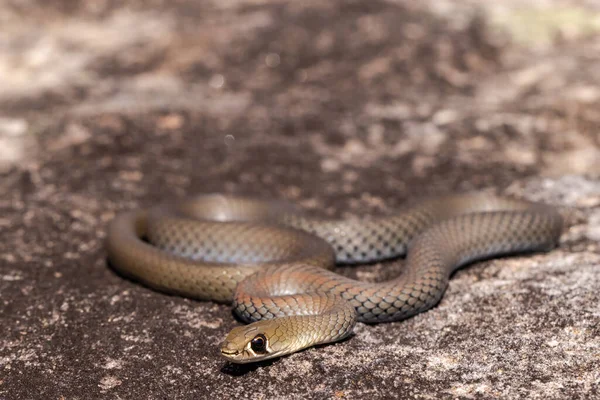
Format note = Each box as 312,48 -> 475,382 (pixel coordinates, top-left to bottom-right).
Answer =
105,193 -> 563,363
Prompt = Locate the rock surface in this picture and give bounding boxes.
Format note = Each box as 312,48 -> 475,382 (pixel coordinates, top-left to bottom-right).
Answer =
1,0 -> 599,399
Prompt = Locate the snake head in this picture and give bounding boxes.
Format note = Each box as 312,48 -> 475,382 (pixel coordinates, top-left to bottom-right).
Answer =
220,320 -> 294,364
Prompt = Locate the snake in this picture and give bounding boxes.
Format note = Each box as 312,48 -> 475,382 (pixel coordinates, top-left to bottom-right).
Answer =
105,193 -> 563,364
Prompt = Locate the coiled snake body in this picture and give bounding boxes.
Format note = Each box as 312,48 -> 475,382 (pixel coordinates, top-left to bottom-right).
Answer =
106,193 -> 563,363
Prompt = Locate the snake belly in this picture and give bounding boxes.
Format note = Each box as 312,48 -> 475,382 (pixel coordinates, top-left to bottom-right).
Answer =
105,193 -> 563,363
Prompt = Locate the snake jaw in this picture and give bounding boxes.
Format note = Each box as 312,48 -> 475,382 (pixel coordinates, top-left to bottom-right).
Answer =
220,343 -> 276,364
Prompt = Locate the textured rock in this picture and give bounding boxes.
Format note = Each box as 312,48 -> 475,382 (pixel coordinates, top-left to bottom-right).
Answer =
1,1 -> 599,399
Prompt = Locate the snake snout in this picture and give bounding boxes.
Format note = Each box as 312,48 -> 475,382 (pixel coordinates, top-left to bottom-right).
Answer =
220,338 -> 245,362
220,340 -> 238,355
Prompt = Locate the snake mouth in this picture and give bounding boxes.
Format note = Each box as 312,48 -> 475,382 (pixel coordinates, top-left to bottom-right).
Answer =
220,349 -> 238,356
220,349 -> 243,362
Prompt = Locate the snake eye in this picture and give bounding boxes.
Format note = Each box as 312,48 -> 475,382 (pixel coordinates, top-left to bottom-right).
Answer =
250,334 -> 267,353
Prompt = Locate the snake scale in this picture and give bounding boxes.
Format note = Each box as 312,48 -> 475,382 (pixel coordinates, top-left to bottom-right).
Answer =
105,193 -> 563,363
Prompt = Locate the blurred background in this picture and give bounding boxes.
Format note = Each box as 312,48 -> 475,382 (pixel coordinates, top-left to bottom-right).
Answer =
1,1 -> 599,399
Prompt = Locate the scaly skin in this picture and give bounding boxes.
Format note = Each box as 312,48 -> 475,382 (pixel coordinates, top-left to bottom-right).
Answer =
105,193 -> 563,363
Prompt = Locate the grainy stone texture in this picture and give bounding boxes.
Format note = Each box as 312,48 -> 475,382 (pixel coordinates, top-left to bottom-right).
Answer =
1,0 -> 599,399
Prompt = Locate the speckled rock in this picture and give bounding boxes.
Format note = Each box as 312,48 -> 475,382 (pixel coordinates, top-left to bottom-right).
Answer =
1,1 -> 599,399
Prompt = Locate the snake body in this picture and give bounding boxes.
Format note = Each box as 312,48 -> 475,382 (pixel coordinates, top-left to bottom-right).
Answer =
105,193 -> 563,363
